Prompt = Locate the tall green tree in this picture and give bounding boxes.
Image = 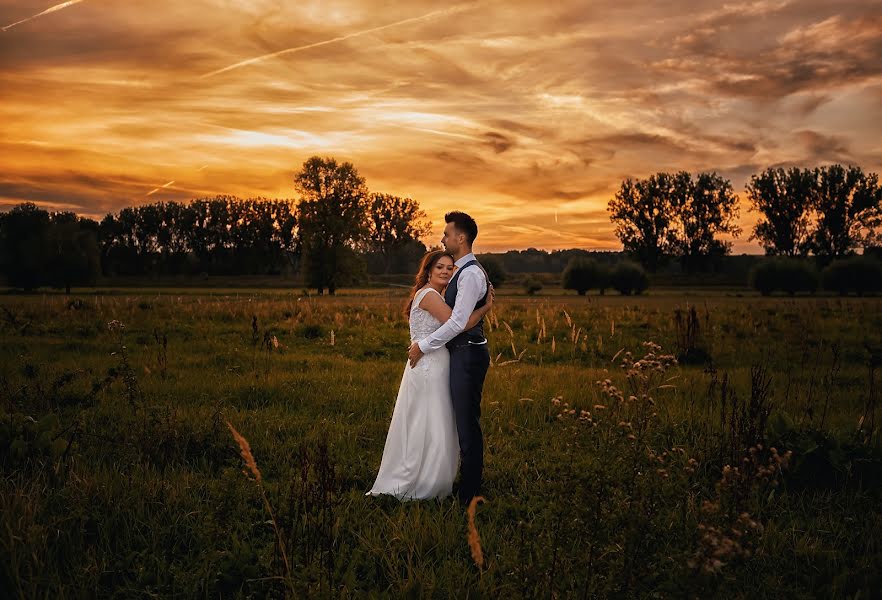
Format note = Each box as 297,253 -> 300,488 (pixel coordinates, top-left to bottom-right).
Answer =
809,164 -> 882,260
294,156 -> 369,294
365,193 -> 431,274
745,167 -> 816,256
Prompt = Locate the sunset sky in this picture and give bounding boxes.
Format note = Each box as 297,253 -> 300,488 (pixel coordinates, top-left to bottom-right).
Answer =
1,0 -> 881,252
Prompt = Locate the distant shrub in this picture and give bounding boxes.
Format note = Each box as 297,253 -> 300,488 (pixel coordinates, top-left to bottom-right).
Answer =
864,246 -> 882,261
480,256 -> 507,288
749,259 -> 819,296
295,323 -> 325,339
562,257 -> 609,295
67,298 -> 89,311
749,261 -> 777,296
522,276 -> 542,295
778,261 -> 819,296
821,256 -> 882,296
610,261 -> 649,295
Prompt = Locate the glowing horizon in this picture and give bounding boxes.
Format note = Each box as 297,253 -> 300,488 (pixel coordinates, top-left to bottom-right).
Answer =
1,0 -> 881,253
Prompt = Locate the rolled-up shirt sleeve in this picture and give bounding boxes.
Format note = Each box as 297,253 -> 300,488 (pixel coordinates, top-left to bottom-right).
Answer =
418,267 -> 487,353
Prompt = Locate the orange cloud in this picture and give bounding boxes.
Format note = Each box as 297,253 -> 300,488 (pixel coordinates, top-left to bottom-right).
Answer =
1,0 -> 880,252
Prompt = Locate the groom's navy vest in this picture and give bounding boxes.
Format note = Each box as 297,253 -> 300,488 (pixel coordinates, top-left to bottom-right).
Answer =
444,259 -> 489,348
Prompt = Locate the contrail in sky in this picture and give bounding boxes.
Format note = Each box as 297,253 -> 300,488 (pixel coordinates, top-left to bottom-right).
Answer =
2,0 -> 87,32
201,3 -> 477,78
146,181 -> 176,197
397,125 -> 485,142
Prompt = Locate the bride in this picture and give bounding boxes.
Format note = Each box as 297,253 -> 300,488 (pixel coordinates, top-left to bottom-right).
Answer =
367,250 -> 494,500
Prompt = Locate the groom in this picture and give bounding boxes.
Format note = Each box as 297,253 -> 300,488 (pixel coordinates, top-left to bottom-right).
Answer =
408,211 -> 491,507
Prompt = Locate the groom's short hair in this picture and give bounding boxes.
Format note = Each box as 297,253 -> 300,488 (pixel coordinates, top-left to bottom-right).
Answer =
445,211 -> 478,245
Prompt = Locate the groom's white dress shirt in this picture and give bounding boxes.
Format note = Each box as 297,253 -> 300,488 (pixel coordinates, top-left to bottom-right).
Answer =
418,252 -> 488,354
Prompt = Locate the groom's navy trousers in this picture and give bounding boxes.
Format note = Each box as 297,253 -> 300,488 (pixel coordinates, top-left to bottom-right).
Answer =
444,258 -> 491,506
449,342 -> 490,505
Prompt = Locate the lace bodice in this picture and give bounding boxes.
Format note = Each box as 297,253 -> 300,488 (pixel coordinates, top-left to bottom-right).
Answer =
409,288 -> 444,343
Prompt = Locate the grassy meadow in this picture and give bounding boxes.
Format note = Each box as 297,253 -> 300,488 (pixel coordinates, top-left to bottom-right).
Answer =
1,288 -> 881,598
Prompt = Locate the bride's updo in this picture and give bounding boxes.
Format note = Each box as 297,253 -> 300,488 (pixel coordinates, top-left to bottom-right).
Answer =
404,250 -> 453,316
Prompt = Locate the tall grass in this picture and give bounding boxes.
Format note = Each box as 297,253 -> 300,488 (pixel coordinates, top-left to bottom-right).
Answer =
1,290 -> 880,597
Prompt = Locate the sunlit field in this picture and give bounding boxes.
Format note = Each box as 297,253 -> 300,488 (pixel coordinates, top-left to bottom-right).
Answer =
2,289 -> 881,598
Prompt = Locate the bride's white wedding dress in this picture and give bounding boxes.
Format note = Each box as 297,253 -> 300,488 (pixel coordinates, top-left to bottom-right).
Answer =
366,287 -> 459,500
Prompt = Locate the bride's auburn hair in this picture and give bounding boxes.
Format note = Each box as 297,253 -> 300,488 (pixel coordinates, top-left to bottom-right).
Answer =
404,250 -> 453,316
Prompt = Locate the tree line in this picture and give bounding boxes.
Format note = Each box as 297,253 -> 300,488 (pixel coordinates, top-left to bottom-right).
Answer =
609,164 -> 882,272
0,157 -> 430,294
1,159 -> 880,293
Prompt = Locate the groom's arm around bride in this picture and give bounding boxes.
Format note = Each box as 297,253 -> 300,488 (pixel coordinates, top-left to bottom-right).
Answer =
407,211 -> 491,507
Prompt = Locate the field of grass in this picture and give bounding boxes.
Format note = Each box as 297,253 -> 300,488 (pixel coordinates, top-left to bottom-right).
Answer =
2,288 -> 881,598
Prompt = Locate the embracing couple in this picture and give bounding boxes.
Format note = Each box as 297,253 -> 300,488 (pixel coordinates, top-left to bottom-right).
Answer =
366,211 -> 493,507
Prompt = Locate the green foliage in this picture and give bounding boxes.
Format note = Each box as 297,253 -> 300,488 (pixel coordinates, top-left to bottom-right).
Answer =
522,276 -> 542,295
767,412 -> 882,492
821,256 -> 882,296
0,411 -> 67,467
561,257 -> 608,295
749,258 -> 819,296
610,261 -> 649,295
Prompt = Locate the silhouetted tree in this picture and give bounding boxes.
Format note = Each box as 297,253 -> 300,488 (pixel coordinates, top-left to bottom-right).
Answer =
294,156 -> 369,294
745,167 -> 816,256
365,193 -> 431,274
45,212 -> 101,294
0,204 -> 100,292
0,203 -> 50,290
671,171 -> 741,271
99,207 -> 145,275
96,197 -> 298,277
608,174 -> 679,272
809,164 -> 882,261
